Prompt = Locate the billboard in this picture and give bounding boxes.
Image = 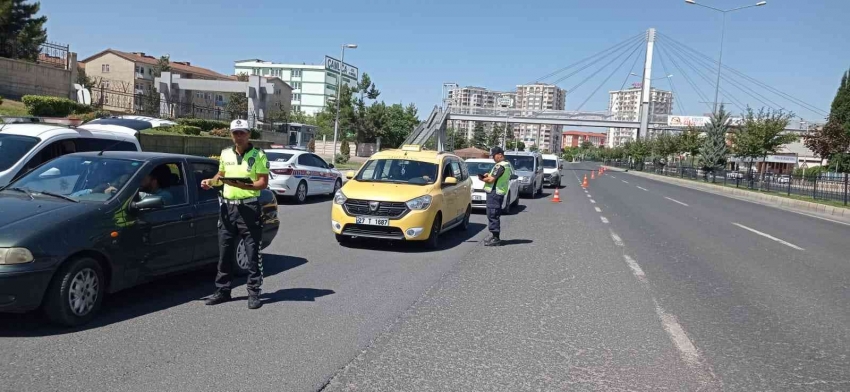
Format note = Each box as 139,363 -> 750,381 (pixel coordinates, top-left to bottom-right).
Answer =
667,115 -> 744,127
325,56 -> 358,80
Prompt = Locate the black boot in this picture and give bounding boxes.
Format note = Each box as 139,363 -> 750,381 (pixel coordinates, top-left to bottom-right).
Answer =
205,290 -> 232,306
485,234 -> 501,246
248,295 -> 262,310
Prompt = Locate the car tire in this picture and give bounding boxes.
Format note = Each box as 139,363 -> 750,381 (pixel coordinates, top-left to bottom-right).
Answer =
331,179 -> 342,195
425,214 -> 442,250
43,257 -> 105,327
459,206 -> 471,231
511,193 -> 520,207
502,192 -> 513,214
295,181 -> 308,204
233,238 -> 249,277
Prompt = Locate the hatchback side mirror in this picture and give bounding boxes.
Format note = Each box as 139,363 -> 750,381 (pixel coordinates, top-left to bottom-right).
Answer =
510,174 -> 519,180
131,195 -> 164,212
328,163 -> 335,169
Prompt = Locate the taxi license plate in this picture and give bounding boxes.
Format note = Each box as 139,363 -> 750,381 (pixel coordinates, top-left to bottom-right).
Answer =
356,217 -> 390,226
472,195 -> 483,201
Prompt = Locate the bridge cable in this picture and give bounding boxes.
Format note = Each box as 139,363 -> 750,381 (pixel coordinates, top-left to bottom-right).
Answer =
658,39 -> 755,112
657,32 -> 828,117
564,39 -> 645,98
528,33 -> 645,85
576,42 -> 644,111
619,43 -> 646,91
657,44 -> 714,112
659,36 -> 785,112
655,47 -> 687,115
548,36 -> 645,86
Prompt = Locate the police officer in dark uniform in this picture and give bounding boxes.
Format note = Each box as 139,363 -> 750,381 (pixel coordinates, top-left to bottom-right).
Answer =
201,119 -> 270,309
479,147 -> 512,246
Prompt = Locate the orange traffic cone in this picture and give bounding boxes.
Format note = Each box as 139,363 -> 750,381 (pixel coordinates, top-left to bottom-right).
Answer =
551,187 -> 562,203
582,175 -> 589,188
591,171 -> 596,180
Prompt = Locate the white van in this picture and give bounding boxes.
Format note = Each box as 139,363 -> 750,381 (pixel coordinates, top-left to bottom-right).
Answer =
0,120 -> 141,187
541,154 -> 562,187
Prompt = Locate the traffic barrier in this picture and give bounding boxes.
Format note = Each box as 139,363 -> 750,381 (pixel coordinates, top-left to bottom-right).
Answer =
551,188 -> 562,203
582,175 -> 589,188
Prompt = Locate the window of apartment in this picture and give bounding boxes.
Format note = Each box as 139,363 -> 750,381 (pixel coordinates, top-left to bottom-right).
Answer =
195,92 -> 202,99
216,94 -> 224,101
291,69 -> 302,78
102,64 -> 110,73
293,105 -> 301,112
291,82 -> 301,89
205,93 -> 212,100
292,93 -> 301,101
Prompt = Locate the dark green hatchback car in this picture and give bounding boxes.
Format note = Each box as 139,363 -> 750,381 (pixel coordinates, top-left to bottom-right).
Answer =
0,152 -> 279,326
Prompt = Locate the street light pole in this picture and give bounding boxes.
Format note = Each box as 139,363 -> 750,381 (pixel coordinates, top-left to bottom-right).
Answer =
685,0 -> 767,114
332,44 -> 357,159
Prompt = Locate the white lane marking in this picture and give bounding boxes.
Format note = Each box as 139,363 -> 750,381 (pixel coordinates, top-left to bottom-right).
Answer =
637,186 -> 648,191
600,216 -> 609,224
654,299 -> 702,367
732,223 -> 804,250
622,255 -> 646,281
609,229 -> 624,246
610,175 -> 616,179
594,207 -> 602,213
622,180 -> 629,184
589,199 -> 596,204
664,196 -> 689,207
586,194 -> 591,198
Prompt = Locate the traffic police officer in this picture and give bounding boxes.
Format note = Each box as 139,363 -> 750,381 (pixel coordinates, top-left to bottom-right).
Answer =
480,147 -> 512,246
201,119 -> 270,309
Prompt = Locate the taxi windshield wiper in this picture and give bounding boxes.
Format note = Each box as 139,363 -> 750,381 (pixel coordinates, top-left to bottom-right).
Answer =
37,191 -> 79,203
7,187 -> 34,200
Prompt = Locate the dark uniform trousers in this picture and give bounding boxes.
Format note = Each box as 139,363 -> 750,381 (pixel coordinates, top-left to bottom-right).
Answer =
485,192 -> 504,233
216,201 -> 264,295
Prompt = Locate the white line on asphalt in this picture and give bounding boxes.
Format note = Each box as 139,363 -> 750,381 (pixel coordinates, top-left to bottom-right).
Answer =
637,186 -> 648,191
622,255 -> 646,281
664,196 -> 689,207
609,229 -> 624,246
732,223 -> 804,250
654,299 -> 702,367
622,180 -> 629,184
600,216 -> 609,224
610,175 -> 616,179
586,194 -> 591,198
594,207 -> 602,213
589,199 -> 596,204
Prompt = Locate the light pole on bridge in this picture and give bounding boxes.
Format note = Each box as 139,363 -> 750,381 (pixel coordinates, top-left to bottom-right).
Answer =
685,0 -> 767,115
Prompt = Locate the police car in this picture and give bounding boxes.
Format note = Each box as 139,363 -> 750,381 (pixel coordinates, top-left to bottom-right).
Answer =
266,149 -> 342,203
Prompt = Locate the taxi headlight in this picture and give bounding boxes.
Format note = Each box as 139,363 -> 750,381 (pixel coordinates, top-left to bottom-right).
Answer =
0,248 -> 34,265
333,190 -> 347,205
406,195 -> 432,211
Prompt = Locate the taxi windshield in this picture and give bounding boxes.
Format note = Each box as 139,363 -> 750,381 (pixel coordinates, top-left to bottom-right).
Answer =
6,155 -> 141,202
467,162 -> 494,176
356,159 -> 438,185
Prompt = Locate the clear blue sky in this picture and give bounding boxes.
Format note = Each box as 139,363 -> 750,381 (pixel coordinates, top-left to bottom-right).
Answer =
43,0 -> 848,126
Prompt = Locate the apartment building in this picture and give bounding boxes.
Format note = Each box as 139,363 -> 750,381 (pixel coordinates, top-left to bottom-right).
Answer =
81,49 -> 231,114
562,131 -> 607,149
446,86 -> 515,140
234,56 -> 358,116
606,83 -> 674,147
515,83 -> 566,153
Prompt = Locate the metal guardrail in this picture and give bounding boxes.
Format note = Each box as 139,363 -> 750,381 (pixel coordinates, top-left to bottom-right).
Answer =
608,161 -> 849,206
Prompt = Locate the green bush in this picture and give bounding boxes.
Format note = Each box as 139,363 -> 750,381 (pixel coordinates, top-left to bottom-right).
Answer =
0,96 -> 4,106
176,118 -> 229,132
155,125 -> 202,136
793,166 -> 829,178
79,110 -> 113,123
22,95 -> 93,117
339,140 -> 351,158
208,128 -> 229,138
334,153 -> 349,164
250,128 -> 261,140
307,138 -> 316,152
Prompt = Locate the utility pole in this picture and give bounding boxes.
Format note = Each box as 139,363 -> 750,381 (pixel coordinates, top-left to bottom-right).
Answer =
637,28 -> 656,140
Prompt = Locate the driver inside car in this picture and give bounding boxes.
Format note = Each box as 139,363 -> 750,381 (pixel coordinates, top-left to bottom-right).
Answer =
137,165 -> 174,206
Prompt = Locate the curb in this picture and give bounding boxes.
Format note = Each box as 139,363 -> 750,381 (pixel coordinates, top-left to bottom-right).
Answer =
604,166 -> 850,224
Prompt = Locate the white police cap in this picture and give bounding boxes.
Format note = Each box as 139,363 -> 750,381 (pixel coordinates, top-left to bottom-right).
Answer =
230,119 -> 249,132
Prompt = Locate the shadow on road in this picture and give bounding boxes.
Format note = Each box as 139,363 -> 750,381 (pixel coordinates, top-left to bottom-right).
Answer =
0,253 -> 308,337
498,239 -> 533,246
276,194 -> 333,206
342,222 -> 487,253
233,288 -> 336,305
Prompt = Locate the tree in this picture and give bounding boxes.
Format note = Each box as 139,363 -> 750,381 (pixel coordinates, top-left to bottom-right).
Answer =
75,67 -> 94,89
529,145 -> 539,152
507,139 -> 525,151
0,0 -> 47,61
580,140 -> 594,150
446,127 -> 469,151
732,107 -> 796,182
235,72 -> 249,82
307,138 -> 315,152
650,132 -> 678,167
700,105 -> 731,174
677,126 -> 703,167
142,87 -> 161,116
153,55 -> 171,77
487,124 -> 504,148
225,93 -> 247,119
624,139 -> 649,169
471,122 -> 487,149
805,68 -> 850,172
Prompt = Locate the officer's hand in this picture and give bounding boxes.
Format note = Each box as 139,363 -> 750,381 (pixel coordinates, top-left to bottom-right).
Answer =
201,179 -> 213,190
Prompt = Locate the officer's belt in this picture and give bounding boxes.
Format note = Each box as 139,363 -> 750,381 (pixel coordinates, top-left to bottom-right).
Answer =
220,197 -> 258,205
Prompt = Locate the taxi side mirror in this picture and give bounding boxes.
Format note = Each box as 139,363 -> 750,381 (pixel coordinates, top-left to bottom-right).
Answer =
443,177 -> 458,186
345,170 -> 355,179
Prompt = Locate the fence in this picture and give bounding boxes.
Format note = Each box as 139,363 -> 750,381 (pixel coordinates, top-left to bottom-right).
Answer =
0,42 -> 76,100
608,161 -> 850,206
90,87 -> 243,121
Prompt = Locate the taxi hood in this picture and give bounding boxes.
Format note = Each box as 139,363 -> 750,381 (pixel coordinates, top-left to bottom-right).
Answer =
340,180 -> 435,202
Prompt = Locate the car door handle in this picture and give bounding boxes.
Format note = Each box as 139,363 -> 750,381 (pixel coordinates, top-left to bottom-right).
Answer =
180,214 -> 194,221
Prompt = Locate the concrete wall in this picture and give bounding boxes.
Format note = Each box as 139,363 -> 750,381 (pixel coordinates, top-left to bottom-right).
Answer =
0,54 -> 77,99
140,133 -> 272,156
313,140 -> 376,157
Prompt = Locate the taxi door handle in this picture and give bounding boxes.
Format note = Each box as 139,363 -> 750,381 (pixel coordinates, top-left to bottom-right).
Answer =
180,214 -> 194,221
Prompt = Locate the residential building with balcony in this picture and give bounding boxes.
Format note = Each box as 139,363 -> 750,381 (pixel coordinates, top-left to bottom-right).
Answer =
234,56 -> 359,116
606,83 -> 674,147
515,83 -> 566,153
446,86 -> 515,140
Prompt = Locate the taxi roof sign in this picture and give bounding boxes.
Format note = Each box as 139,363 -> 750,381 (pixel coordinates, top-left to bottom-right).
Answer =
401,144 -> 422,152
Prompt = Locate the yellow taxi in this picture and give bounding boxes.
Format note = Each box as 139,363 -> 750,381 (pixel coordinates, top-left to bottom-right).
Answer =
331,145 -> 472,248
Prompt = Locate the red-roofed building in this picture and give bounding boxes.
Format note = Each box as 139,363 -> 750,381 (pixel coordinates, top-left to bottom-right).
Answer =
561,131 -> 606,149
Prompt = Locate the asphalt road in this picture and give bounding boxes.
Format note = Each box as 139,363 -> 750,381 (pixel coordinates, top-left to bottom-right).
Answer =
2,163 -> 848,391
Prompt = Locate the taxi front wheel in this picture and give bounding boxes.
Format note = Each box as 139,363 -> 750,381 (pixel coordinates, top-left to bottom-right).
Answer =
425,214 -> 442,250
